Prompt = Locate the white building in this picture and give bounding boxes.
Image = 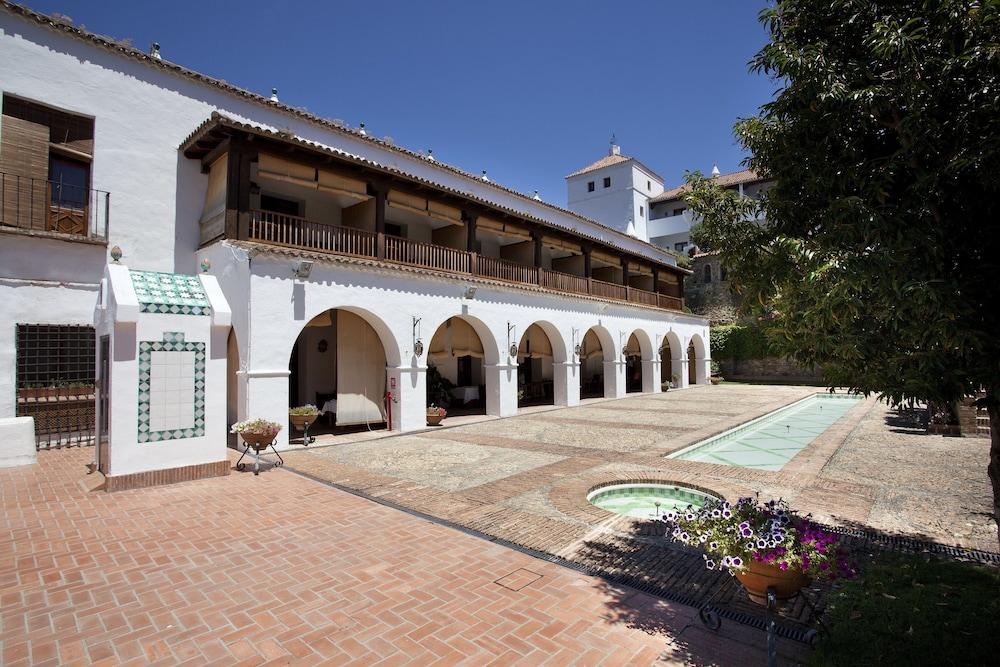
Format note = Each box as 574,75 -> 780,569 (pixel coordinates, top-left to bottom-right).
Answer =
566,147 -> 769,254
0,3 -> 710,485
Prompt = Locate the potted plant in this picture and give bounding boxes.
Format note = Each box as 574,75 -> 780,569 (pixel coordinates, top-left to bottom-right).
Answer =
662,497 -> 854,605
426,405 -> 447,426
231,418 -> 282,448
288,404 -> 320,445
671,374 -> 680,389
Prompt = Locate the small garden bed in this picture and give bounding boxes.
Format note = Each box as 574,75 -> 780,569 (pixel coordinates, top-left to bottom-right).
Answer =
809,553 -> 1000,666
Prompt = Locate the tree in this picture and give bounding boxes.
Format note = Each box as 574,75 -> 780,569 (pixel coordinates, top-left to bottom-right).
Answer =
686,0 -> 1000,543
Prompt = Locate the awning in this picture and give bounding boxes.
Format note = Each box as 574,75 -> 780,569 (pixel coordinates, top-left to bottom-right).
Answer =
428,318 -> 484,360
258,153 -> 316,187
317,169 -> 368,200
518,324 -> 553,359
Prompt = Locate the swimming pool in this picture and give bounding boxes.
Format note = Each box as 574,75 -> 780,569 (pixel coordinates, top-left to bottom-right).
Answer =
668,393 -> 862,471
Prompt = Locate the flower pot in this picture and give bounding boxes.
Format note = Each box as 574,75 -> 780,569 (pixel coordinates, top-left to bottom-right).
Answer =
426,412 -> 445,426
735,560 -> 812,605
289,413 -> 318,431
239,431 -> 277,451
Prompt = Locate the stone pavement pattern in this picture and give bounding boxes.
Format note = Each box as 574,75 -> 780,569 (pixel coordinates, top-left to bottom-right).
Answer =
0,447 -> 807,666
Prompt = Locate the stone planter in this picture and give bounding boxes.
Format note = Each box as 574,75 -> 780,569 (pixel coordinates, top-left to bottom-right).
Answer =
710,376 -> 723,385
735,560 -> 812,605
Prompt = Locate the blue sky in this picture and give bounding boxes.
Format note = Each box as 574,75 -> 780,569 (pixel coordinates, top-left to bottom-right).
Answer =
25,0 -> 777,204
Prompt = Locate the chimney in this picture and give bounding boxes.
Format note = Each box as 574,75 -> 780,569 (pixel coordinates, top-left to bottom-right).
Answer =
149,42 -> 161,60
358,122 -> 367,136
711,164 -> 721,176
425,149 -> 434,161
532,190 -> 541,201
609,133 -> 620,156
481,170 -> 489,182
270,87 -> 279,102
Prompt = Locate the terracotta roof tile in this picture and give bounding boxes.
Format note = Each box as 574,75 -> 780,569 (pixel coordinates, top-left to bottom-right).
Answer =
650,169 -> 766,203
566,154 -> 633,178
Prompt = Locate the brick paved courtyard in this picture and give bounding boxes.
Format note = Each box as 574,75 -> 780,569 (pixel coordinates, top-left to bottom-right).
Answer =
1,445 -> 811,666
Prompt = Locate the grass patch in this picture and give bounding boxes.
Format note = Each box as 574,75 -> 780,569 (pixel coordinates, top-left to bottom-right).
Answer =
809,553 -> 1000,666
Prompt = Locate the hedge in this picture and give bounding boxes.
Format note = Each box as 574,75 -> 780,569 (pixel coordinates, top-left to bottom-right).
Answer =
710,323 -> 774,361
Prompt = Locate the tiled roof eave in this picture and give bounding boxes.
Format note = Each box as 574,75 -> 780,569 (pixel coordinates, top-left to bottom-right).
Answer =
226,240 -> 700,315
189,113 -> 691,275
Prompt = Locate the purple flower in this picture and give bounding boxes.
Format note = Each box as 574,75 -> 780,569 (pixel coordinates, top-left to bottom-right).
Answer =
778,562 -> 788,571
722,509 -> 732,518
741,528 -> 753,538
738,522 -> 750,531
709,541 -> 718,550
705,560 -> 716,570
731,556 -> 743,567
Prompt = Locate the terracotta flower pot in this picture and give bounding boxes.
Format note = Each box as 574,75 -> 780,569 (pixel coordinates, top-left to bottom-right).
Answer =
735,560 -> 811,605
239,431 -> 277,451
426,412 -> 445,426
289,413 -> 318,431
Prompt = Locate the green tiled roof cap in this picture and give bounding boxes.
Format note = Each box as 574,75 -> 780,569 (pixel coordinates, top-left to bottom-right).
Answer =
130,270 -> 211,316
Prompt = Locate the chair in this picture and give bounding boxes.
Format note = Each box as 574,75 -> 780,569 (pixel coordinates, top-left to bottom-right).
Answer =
316,392 -> 337,426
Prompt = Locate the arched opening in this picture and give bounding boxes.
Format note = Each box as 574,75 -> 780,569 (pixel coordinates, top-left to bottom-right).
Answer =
579,328 -> 608,399
703,264 -> 713,283
517,323 -> 555,408
427,316 -> 486,416
624,333 -> 643,393
659,338 -> 672,388
226,328 -> 240,428
687,340 -> 697,385
288,308 -> 389,441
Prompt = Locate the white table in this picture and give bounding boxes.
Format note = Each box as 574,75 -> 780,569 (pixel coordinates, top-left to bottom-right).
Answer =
321,398 -> 337,415
450,386 -> 480,404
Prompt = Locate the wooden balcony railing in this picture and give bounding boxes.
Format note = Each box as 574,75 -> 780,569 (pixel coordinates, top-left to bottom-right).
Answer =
591,279 -> 628,301
626,286 -> 659,307
250,210 -> 376,257
244,210 -> 684,312
475,255 -> 537,284
539,268 -> 589,296
385,235 -> 470,273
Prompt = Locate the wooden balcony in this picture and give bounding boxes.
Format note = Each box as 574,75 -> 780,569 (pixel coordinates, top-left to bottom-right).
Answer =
0,171 -> 110,242
247,209 -> 685,312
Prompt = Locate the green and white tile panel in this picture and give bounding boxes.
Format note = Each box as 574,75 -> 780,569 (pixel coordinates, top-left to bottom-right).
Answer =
137,332 -> 206,443
670,393 -> 862,471
130,270 -> 211,316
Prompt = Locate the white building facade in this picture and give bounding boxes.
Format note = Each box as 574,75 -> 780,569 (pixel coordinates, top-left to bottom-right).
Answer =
567,147 -> 770,254
0,4 -> 710,481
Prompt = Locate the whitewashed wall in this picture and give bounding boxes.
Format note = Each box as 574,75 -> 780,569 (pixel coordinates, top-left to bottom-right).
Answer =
206,242 -> 711,449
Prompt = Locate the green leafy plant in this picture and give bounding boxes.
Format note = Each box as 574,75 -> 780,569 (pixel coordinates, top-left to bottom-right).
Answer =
288,404 -> 319,416
685,0 -> 1000,544
426,364 -> 454,408
426,405 -> 447,417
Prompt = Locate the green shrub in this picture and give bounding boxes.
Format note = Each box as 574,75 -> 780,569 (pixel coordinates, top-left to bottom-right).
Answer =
711,323 -> 774,360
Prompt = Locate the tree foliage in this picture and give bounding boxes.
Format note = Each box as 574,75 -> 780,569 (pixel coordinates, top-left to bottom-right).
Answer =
685,0 -> 1000,540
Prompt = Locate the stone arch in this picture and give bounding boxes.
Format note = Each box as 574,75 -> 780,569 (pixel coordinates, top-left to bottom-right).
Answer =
516,321 -> 564,408
579,324 -> 615,399
661,330 -> 685,388
425,313 -> 502,416
423,313 -> 501,366
688,332 -> 709,385
624,329 -> 654,394
286,306 -> 400,438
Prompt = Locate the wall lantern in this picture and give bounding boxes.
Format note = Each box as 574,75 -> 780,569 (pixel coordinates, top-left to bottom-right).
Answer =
464,286 -> 477,299
574,344 -> 582,357
110,245 -> 123,263
414,339 -> 424,357
509,343 -> 518,358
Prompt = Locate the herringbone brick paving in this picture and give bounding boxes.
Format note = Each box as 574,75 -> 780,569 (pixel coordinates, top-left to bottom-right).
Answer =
0,447 -> 806,665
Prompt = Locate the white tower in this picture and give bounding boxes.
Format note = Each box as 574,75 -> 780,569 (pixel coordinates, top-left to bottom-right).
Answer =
565,137 -> 664,241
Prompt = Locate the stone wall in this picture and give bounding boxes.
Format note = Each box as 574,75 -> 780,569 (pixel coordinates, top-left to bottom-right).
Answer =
718,356 -> 824,385
684,254 -> 740,324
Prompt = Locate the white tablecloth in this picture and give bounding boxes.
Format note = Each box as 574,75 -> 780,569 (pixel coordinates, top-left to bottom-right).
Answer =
321,399 -> 337,415
450,386 -> 480,404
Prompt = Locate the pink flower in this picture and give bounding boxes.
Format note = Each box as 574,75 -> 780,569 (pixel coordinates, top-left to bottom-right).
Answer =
778,562 -> 788,571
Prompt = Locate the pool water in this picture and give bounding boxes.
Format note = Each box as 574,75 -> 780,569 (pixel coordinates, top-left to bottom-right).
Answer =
668,393 -> 862,471
587,483 -> 717,519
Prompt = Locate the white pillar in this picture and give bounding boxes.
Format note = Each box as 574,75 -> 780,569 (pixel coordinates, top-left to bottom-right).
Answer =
642,359 -> 660,393
603,360 -> 626,399
245,369 -> 291,448
698,356 -> 712,385
554,361 -> 580,407
388,365 -> 426,432
485,363 -> 519,417
672,358 -> 689,389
